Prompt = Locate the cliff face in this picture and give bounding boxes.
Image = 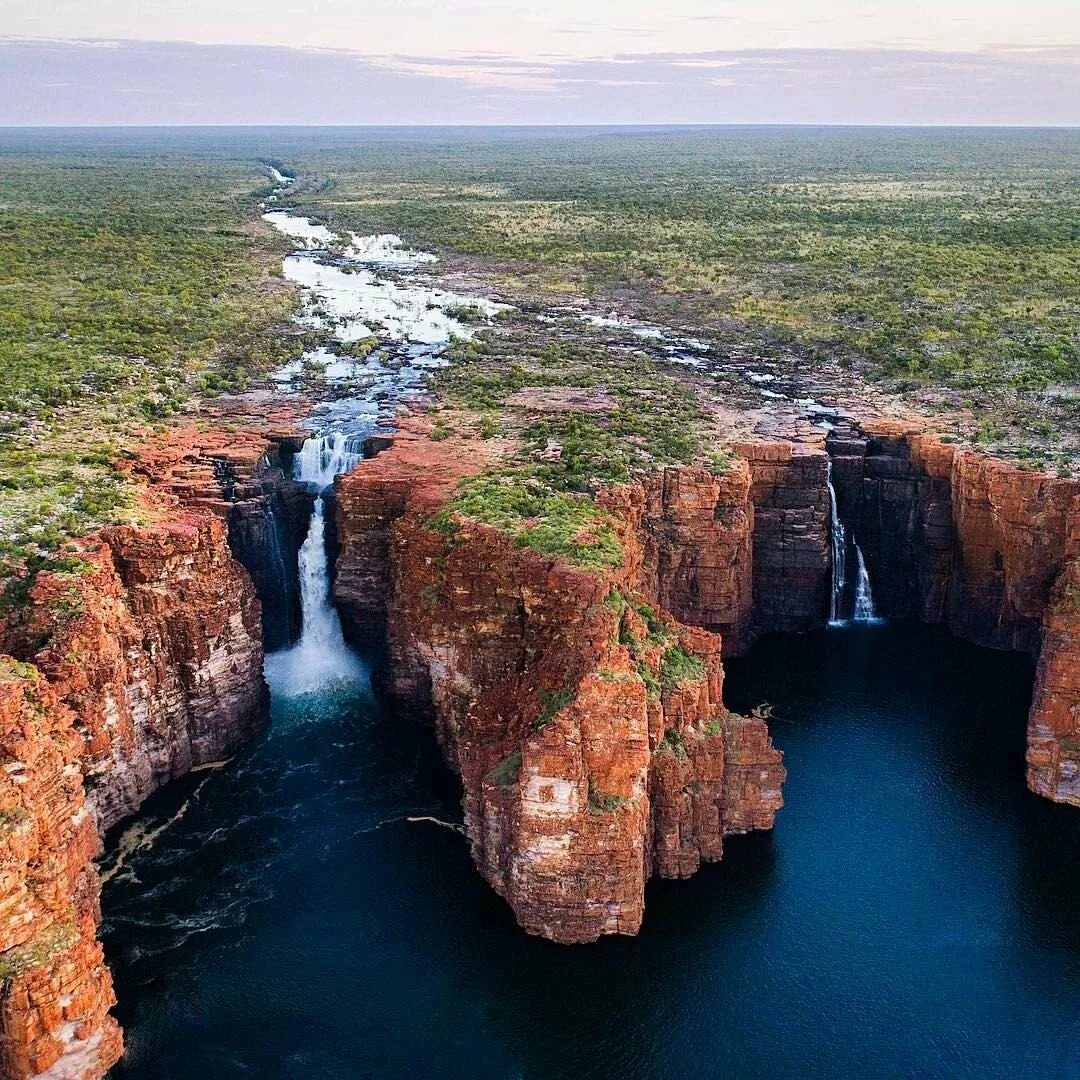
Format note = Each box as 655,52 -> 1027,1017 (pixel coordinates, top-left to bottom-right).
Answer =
0,665 -> 122,1080
735,441 -> 831,642
826,418 -> 1080,806
598,464 -> 755,655
3,516 -> 268,832
129,424 -> 310,651
0,418 -> 297,1078
335,444 -> 785,943
1027,557 -> 1080,805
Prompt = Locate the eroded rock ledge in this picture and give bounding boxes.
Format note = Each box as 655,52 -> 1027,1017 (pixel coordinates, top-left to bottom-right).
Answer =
335,425 -> 785,944
0,418 -> 303,1079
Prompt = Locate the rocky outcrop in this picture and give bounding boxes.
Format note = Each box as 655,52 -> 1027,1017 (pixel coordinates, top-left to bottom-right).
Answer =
1027,558 -> 1080,805
2,515 -> 268,832
0,663 -> 122,1080
0,416 -> 295,1078
735,440 -> 831,641
335,442 -> 784,943
598,463 -> 755,654
333,423 -> 496,651
128,420 -> 310,651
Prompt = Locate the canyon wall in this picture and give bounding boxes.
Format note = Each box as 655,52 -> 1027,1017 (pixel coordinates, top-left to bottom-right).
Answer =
826,418 -> 1080,805
335,439 -> 784,944
131,428 -> 310,651
598,463 -> 755,654
0,665 -> 122,1080
735,441 -> 831,643
2,516 -> 267,832
0,422 -> 299,1079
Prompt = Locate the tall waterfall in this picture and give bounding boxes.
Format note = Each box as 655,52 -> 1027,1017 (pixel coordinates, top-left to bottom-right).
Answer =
826,458 -> 882,626
294,434 -> 363,491
295,498 -> 347,650
264,433 -> 364,696
853,544 -> 879,623
827,462 -> 847,626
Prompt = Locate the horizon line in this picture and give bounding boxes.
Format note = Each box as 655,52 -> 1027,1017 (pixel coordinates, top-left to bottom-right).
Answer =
4,121 -> 1079,131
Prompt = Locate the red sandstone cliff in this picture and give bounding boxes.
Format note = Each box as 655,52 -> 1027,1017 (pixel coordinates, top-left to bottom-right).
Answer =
0,418 -> 297,1078
597,463 -> 755,654
3,516 -> 267,831
1025,499 -> 1080,805
0,664 -> 122,1079
335,435 -> 785,943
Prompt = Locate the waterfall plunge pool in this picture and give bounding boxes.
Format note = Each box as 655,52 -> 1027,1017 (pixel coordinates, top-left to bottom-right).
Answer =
99,622 -> 1080,1078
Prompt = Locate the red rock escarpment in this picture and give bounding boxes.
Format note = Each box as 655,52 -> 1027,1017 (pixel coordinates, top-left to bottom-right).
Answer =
335,442 -> 784,943
829,418 -> 1080,806
0,666 -> 122,1080
3,516 -> 268,832
0,418 -> 296,1078
735,441 -> 831,643
597,462 -> 755,655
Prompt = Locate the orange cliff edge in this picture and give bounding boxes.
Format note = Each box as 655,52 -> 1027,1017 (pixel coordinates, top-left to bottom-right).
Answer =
0,403 -> 1078,1075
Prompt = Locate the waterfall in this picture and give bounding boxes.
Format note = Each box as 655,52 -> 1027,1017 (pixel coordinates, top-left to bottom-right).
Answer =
853,544 -> 880,623
264,433 -> 364,696
293,433 -> 363,490
295,498 -> 348,650
827,461 -> 847,626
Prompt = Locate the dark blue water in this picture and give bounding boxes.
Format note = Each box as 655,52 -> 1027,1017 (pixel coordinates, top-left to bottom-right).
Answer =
101,624 -> 1080,1079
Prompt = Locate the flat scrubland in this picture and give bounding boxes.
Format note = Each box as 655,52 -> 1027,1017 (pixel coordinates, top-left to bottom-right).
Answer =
1,127 -> 1077,592
0,135 -> 298,601
284,127 -> 1079,436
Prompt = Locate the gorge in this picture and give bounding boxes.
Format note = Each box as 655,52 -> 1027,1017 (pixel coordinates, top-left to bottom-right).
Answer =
0,169 -> 1077,1080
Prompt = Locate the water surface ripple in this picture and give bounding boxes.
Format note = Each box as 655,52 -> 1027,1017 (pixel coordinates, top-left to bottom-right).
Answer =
102,625 -> 1080,1079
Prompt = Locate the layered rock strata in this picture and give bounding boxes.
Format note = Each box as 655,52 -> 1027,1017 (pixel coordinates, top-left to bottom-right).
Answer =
735,441 -> 831,642
128,421 -> 310,650
335,435 -> 785,943
0,416 -> 298,1078
598,463 -> 755,654
3,516 -> 267,831
0,666 -> 122,1080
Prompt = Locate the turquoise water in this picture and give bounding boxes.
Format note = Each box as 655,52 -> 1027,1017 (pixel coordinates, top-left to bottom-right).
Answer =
101,624 -> 1080,1078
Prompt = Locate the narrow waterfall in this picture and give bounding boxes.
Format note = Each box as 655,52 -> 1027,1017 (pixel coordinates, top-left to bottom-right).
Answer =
853,544 -> 879,623
295,498 -> 347,650
827,461 -> 847,626
264,433 -> 364,695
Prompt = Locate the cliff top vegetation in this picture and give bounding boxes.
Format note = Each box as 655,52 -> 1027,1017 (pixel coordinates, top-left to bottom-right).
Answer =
0,139 -> 299,601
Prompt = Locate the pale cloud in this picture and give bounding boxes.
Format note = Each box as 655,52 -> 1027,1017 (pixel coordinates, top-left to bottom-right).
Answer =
0,38 -> 1076,125
1,1 -> 1078,60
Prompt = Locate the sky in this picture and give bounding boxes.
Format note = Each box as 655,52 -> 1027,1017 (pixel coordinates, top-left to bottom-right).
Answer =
1,0 -> 1078,125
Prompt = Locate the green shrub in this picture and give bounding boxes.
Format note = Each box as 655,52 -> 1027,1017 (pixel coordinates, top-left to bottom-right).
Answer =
660,645 -> 706,690
536,687 -> 573,728
487,750 -> 523,787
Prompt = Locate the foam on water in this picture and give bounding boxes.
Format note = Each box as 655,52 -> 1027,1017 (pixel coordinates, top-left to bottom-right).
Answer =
263,498 -> 364,698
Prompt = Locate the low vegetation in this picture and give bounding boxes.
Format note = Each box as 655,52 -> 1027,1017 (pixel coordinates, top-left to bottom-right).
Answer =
0,140 -> 299,599
487,750 -> 523,788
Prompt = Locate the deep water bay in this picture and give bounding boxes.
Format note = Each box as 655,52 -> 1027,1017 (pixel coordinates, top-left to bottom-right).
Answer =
101,623 -> 1079,1078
